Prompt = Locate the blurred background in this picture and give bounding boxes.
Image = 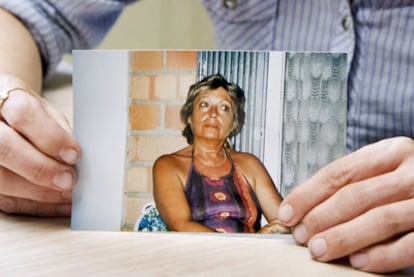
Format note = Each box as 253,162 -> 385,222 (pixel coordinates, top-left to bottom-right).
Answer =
98,0 -> 214,49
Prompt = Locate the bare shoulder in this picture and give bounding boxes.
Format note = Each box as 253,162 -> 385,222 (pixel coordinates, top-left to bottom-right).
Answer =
230,150 -> 262,168
153,146 -> 192,174
229,150 -> 267,177
229,150 -> 271,190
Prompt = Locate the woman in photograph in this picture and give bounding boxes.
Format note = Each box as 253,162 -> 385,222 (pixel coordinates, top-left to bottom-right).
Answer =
153,74 -> 289,234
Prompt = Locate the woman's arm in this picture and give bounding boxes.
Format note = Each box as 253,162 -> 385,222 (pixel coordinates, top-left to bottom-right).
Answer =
0,8 -> 42,91
242,154 -> 282,220
153,155 -> 215,232
0,1 -> 136,77
237,153 -> 290,233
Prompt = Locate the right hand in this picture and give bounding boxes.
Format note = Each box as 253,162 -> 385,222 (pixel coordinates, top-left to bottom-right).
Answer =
277,137 -> 414,273
0,74 -> 80,217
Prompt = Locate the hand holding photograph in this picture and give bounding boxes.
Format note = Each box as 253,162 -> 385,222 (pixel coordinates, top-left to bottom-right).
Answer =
71,50 -> 347,234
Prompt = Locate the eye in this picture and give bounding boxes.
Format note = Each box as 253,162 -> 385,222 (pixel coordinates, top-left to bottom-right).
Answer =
220,104 -> 231,112
199,101 -> 209,109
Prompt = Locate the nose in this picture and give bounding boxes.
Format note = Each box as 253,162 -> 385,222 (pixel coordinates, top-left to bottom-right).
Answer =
208,106 -> 218,118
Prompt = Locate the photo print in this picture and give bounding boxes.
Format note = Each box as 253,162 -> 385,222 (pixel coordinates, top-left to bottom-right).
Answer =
71,50 -> 347,233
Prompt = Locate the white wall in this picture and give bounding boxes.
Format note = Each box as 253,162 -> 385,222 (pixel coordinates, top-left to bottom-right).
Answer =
98,0 -> 215,49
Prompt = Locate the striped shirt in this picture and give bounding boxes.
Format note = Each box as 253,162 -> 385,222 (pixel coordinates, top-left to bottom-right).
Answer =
0,0 -> 136,77
1,0 -> 413,151
204,0 -> 414,151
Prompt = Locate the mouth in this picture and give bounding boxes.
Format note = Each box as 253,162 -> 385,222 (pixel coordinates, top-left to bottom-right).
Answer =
204,123 -> 219,128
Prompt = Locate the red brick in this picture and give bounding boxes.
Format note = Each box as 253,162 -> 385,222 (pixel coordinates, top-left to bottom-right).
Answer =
128,135 -> 187,162
165,105 -> 185,130
130,75 -> 151,100
153,75 -> 177,100
130,51 -> 163,71
178,74 -> 196,99
166,51 -> 197,70
129,104 -> 160,130
125,166 -> 152,192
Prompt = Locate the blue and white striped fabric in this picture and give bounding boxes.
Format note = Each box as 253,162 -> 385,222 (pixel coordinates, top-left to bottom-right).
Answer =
203,0 -> 414,151
1,0 -> 413,151
0,0 -> 136,78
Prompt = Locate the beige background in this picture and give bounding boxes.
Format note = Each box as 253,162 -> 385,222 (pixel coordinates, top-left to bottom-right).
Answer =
98,0 -> 214,49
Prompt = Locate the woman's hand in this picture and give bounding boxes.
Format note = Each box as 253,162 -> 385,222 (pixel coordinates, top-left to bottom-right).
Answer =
277,137 -> 414,273
0,74 -> 80,216
257,220 -> 291,234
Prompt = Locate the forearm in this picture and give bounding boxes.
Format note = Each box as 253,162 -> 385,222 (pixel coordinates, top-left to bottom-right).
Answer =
0,8 -> 42,93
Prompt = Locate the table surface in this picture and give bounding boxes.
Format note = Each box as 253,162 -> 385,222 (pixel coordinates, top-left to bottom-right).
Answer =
0,213 -> 396,276
0,71 -> 410,276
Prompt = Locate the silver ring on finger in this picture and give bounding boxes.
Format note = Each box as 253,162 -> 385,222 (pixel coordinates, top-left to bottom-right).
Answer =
0,87 -> 25,119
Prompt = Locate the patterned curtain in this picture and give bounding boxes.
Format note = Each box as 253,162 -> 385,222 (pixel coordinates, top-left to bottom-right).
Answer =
280,53 -> 347,196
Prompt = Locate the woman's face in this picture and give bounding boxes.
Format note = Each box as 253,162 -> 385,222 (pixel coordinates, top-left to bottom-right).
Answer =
189,87 -> 235,143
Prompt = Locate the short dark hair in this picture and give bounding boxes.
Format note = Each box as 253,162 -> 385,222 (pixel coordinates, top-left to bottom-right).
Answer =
180,74 -> 246,147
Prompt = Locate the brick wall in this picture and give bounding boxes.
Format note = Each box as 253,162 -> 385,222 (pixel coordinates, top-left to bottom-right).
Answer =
122,50 -> 197,230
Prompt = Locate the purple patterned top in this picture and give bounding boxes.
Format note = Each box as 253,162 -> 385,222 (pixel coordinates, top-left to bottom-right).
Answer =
185,153 -> 262,233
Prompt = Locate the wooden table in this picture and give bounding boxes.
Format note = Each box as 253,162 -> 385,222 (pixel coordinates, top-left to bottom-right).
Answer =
0,70 -> 410,276
0,213 -> 394,276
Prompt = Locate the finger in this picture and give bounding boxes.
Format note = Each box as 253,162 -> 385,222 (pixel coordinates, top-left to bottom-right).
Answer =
0,166 -> 72,203
278,137 -> 414,226
0,194 -> 71,217
350,232 -> 414,273
293,164 -> 414,244
38,96 -> 74,135
1,89 -> 80,165
307,199 -> 414,263
0,122 -> 77,191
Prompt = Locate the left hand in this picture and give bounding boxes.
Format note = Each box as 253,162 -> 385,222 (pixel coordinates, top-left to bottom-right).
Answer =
0,74 -> 79,216
276,137 -> 414,273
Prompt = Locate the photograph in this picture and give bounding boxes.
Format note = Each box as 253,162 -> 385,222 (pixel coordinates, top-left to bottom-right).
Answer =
3,1 -> 414,274
71,50 -> 347,233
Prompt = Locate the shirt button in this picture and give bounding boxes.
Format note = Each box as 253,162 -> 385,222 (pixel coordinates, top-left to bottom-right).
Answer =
341,15 -> 352,30
223,0 -> 237,9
